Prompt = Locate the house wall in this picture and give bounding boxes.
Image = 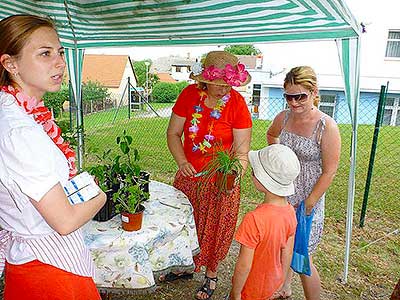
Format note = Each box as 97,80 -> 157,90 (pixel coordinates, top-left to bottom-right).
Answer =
350,0 -> 400,79
114,62 -> 137,105
171,66 -> 191,82
257,88 -> 400,126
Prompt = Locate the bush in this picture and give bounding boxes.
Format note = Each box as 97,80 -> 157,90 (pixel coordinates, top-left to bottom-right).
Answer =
43,83 -> 69,118
152,81 -> 189,103
176,81 -> 189,94
152,82 -> 179,103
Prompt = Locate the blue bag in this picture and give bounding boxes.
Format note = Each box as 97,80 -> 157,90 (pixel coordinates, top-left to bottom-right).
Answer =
290,201 -> 314,276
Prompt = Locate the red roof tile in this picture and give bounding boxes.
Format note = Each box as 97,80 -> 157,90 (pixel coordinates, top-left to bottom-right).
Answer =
82,54 -> 130,88
157,72 -> 177,83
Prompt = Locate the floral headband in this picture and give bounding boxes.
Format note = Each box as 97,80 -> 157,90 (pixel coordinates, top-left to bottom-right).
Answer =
192,62 -> 249,87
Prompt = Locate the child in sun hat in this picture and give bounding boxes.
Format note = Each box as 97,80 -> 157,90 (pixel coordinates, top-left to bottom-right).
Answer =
227,144 -> 300,300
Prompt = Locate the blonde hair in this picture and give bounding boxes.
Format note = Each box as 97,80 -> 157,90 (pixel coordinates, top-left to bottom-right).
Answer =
284,66 -> 320,106
0,14 -> 56,86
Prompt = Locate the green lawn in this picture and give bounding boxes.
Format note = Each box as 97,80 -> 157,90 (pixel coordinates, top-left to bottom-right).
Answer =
80,111 -> 399,299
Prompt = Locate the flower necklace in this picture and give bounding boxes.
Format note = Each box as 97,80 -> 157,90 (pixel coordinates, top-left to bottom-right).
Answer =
1,85 -> 77,178
188,90 -> 230,153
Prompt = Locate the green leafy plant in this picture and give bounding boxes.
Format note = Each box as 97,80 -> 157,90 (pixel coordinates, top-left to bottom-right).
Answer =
88,130 -> 149,219
198,144 -> 244,194
112,177 -> 149,214
211,150 -> 243,175
115,129 -> 141,178
88,149 -> 118,193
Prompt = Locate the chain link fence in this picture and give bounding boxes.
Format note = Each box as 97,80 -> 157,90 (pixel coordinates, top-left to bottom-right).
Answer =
63,86 -> 399,224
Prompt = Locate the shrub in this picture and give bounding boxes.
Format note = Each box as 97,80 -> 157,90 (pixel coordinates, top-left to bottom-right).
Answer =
176,81 -> 189,94
152,82 -> 179,103
43,83 -> 69,118
152,81 -> 189,103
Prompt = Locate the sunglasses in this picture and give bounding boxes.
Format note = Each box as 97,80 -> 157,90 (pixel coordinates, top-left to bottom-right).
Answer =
283,92 -> 309,102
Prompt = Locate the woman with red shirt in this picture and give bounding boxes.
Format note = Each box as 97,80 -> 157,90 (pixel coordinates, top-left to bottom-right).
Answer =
166,51 -> 252,299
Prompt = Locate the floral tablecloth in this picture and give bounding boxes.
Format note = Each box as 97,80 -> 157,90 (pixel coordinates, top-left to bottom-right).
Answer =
83,181 -> 199,293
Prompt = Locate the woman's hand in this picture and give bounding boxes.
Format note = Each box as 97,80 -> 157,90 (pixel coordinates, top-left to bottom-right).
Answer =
305,206 -> 313,216
304,199 -> 314,215
178,161 -> 196,177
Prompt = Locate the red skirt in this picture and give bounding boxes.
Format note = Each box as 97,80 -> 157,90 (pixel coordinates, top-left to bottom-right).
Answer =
4,260 -> 100,300
392,279 -> 400,300
174,172 -> 241,272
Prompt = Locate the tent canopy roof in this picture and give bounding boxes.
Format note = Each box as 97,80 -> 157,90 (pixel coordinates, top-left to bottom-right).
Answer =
0,0 -> 360,49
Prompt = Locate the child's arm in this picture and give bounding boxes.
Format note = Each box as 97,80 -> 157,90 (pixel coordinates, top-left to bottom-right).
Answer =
229,244 -> 255,300
271,233 -> 295,299
281,235 -> 295,280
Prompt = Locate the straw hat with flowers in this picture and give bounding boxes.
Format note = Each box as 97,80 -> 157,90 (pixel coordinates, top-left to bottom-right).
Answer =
190,51 -> 251,87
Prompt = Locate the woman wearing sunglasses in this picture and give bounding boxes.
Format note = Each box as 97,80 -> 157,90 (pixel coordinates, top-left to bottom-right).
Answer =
267,66 -> 341,300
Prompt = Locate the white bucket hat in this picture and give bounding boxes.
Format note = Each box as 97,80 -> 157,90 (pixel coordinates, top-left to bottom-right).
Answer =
248,144 -> 300,196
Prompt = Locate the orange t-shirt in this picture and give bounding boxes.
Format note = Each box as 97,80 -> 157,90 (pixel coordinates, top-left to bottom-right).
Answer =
172,84 -> 252,172
235,203 -> 297,300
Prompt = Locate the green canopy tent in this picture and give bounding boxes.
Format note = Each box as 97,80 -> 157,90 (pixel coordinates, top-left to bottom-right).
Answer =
0,0 -> 360,282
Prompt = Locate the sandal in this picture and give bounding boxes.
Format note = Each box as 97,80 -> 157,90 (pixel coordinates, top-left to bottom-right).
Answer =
195,275 -> 218,300
159,272 -> 194,282
271,290 -> 292,299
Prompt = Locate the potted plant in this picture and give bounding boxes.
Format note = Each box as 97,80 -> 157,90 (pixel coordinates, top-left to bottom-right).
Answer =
112,176 -> 149,231
88,130 -> 150,222
88,150 -> 119,222
198,145 -> 243,194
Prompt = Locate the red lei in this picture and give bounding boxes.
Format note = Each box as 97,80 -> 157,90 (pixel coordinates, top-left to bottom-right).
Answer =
1,85 -> 77,178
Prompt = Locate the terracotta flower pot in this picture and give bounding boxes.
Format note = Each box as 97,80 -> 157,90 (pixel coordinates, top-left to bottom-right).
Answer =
215,170 -> 239,193
121,205 -> 145,231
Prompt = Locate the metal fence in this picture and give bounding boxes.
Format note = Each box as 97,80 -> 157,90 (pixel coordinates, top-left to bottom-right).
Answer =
64,88 -> 399,225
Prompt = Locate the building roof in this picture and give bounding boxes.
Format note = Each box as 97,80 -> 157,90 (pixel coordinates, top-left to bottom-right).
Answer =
157,72 -> 177,83
82,54 -> 130,88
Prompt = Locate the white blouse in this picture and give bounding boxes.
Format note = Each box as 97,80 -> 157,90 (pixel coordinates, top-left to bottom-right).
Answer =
0,91 -> 95,277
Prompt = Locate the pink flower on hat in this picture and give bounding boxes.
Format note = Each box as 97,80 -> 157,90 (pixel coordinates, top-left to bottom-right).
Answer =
236,63 -> 249,82
224,63 -> 249,87
202,65 -> 224,81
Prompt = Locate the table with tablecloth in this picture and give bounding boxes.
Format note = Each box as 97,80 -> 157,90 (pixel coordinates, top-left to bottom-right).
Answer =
83,180 -> 199,294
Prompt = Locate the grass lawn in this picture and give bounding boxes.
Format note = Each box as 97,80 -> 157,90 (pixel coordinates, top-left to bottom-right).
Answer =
81,110 -> 399,299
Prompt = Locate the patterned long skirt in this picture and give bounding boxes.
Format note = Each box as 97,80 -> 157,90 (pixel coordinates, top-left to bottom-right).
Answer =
173,172 -> 241,273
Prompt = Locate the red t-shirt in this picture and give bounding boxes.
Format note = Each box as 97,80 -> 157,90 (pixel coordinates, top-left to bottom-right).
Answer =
235,203 -> 297,300
172,84 -> 252,172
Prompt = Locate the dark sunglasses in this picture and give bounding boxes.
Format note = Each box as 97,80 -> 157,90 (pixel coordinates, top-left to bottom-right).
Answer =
283,92 -> 309,102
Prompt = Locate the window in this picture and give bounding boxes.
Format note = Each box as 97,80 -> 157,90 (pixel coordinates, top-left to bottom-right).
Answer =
385,30 -> 400,58
382,97 -> 400,126
175,66 -> 181,72
319,94 -> 336,118
252,84 -> 261,106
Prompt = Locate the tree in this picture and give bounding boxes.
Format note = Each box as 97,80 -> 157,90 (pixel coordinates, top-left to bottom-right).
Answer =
133,60 -> 159,89
224,44 -> 261,56
43,83 -> 69,117
82,81 -> 110,104
81,80 -> 111,113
